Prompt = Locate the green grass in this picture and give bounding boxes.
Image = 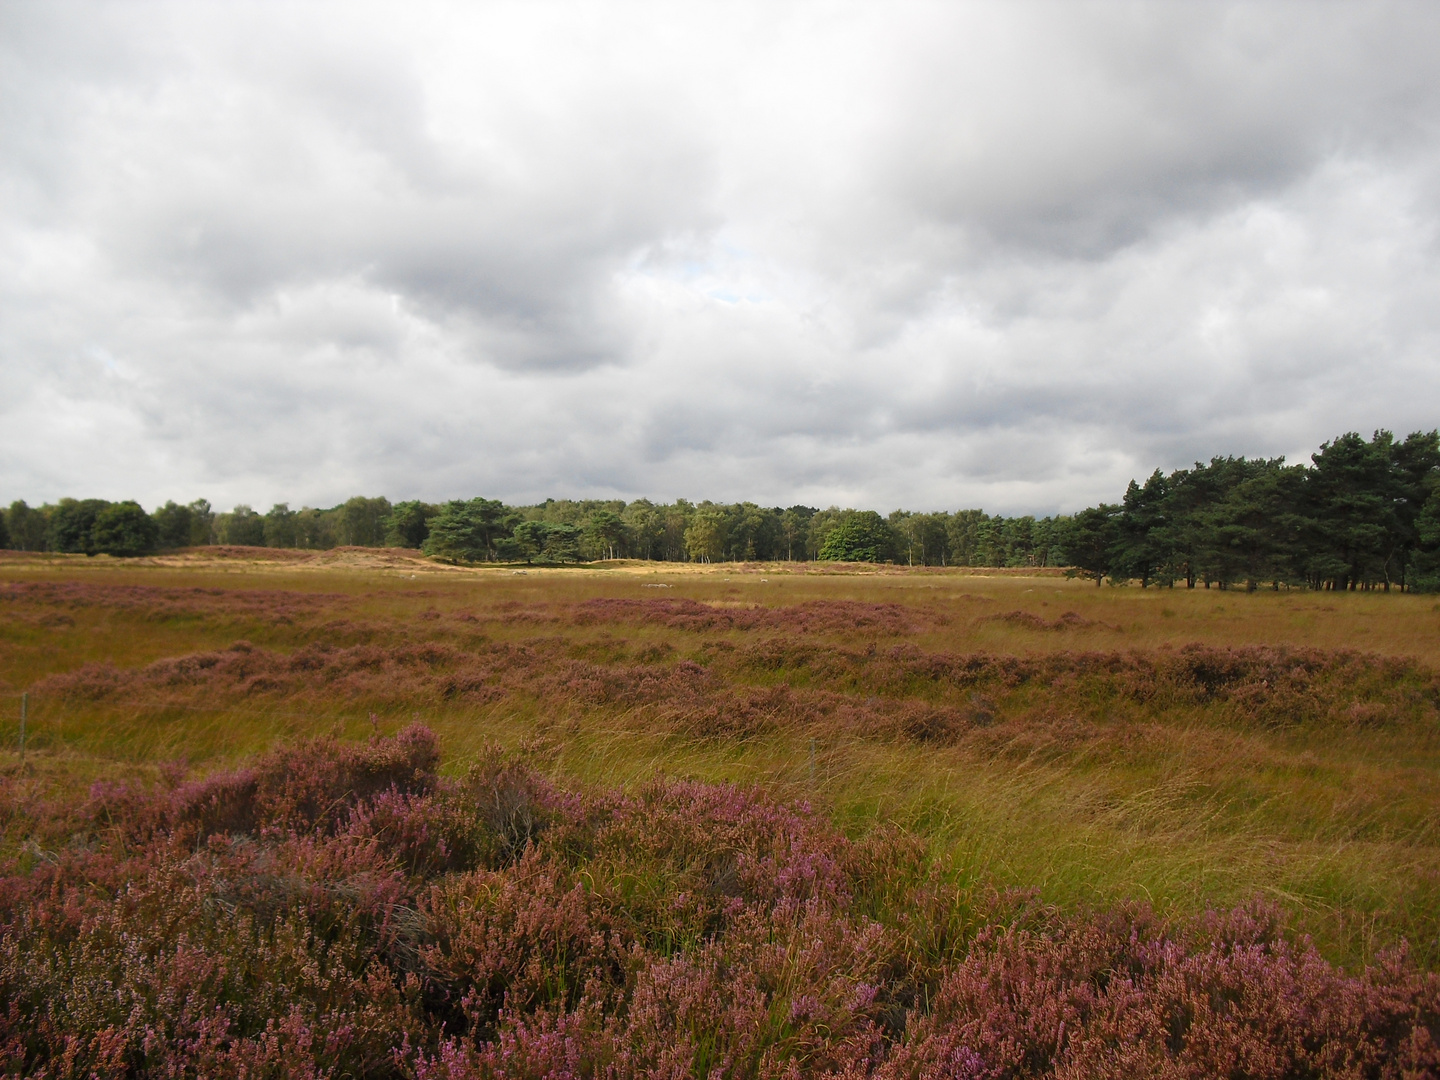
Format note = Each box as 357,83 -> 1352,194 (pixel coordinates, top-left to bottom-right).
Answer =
3,551 -> 1439,968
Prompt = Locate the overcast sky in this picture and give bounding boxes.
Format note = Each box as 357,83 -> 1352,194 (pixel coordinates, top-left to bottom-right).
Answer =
3,2 -> 1439,515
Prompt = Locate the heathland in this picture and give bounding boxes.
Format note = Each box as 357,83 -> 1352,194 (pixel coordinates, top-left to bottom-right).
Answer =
1,548 -> 1438,1075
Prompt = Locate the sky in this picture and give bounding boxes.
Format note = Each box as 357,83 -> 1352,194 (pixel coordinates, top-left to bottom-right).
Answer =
3,2 -> 1440,516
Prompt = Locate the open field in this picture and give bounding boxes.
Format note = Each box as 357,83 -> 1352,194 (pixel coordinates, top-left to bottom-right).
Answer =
3,548 -> 1439,972
4,549 -> 1440,1074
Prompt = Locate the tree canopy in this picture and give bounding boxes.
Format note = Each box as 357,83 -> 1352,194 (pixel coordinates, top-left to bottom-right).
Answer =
89,502 -> 159,557
4,428 -> 1438,585
817,511 -> 893,562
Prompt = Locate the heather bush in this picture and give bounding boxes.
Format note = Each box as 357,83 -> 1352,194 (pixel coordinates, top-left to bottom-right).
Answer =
570,598 -> 946,636
0,728 -> 1436,1077
34,636 -> 1436,747
0,579 -> 344,625
877,900 -> 1440,1079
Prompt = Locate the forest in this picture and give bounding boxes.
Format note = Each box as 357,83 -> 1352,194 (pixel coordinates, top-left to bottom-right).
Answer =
4,429 -> 1439,590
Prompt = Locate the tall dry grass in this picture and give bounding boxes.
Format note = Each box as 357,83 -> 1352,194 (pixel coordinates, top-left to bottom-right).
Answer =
1,727 -> 1435,1077
2,558 -> 1439,969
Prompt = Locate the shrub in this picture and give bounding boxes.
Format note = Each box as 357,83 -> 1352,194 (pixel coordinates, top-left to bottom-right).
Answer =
0,728 -> 1435,1077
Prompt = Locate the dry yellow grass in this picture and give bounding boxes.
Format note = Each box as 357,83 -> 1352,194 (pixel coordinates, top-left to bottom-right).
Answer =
3,549 -> 1438,967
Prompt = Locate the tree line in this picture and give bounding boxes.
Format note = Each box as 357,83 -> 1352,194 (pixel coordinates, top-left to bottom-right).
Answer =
3,429 -> 1438,589
0,497 -> 395,559
0,495 -> 1070,569
1062,429 -> 1440,591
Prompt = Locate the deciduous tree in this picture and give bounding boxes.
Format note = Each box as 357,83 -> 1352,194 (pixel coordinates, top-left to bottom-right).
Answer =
817,511 -> 893,562
49,498 -> 110,554
384,501 -> 438,549
263,504 -> 298,548
91,501 -> 160,556
5,501 -> 49,551
151,501 -> 194,549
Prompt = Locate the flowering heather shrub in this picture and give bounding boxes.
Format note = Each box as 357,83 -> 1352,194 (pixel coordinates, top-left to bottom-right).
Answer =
36,639 -> 495,705
33,634 -> 1436,743
0,728 -> 1435,1078
983,609 -> 1113,632
0,580 -> 346,625
876,902 -> 1440,1080
569,598 -> 944,635
85,721 -> 441,845
739,639 -> 1438,731
12,574 -> 1435,738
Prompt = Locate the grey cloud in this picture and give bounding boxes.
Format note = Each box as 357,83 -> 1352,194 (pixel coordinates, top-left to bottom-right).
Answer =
10,5 -> 717,373
2,1 -> 1440,515
867,6 -> 1440,258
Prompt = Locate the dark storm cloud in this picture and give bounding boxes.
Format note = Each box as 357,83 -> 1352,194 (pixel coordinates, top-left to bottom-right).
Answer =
2,1 -> 1440,514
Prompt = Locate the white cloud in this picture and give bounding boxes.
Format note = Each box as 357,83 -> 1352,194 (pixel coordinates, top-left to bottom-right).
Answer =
2,1 -> 1439,514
